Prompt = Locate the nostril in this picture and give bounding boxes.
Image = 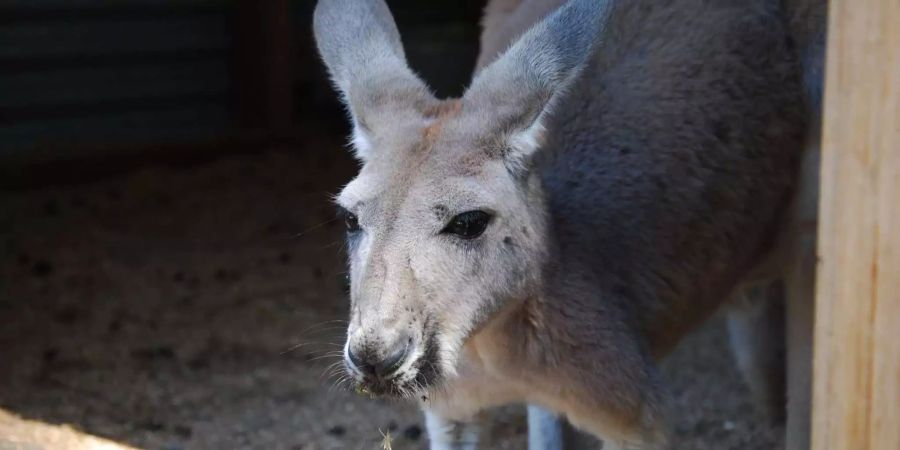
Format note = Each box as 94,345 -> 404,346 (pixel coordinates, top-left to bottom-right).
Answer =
375,341 -> 409,377
347,348 -> 368,374
347,340 -> 410,379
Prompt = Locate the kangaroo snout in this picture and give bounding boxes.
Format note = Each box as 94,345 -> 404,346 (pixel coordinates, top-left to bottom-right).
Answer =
346,335 -> 411,379
343,315 -> 444,398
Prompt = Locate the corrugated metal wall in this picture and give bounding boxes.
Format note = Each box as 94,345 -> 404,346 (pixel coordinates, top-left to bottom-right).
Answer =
0,0 -> 235,156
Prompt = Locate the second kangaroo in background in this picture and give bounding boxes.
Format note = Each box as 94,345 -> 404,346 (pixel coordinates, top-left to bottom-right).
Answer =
313,0 -> 825,448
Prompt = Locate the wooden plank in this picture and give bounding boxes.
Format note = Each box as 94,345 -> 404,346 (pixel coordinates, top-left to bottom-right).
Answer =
0,61 -> 230,109
233,0 -> 294,132
0,104 -> 230,153
0,0 -> 225,18
812,0 -> 900,449
0,0 -> 221,8
259,0 -> 294,131
0,16 -> 230,59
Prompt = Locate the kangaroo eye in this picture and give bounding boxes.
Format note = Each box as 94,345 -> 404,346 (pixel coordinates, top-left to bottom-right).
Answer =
442,210 -> 491,239
342,210 -> 361,233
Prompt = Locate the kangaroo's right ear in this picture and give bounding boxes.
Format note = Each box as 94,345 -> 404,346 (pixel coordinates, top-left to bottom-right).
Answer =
313,0 -> 433,161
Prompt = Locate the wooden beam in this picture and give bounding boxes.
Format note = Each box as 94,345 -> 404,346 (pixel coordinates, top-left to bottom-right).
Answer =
234,0 -> 294,133
812,0 -> 900,449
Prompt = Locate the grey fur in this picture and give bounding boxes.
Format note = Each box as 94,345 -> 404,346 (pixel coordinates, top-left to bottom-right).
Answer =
313,0 -> 434,160
312,0 -> 825,448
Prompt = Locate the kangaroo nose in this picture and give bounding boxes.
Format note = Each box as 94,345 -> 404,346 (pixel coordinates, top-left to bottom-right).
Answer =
347,339 -> 410,378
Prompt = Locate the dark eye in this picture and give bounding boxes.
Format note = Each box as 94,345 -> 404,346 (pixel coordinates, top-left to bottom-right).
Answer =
342,210 -> 361,233
442,210 -> 491,239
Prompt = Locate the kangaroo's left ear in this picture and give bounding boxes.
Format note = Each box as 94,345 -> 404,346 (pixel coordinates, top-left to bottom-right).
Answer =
464,0 -> 611,172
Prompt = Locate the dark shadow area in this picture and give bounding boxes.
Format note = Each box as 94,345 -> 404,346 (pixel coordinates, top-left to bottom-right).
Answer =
0,0 -> 485,190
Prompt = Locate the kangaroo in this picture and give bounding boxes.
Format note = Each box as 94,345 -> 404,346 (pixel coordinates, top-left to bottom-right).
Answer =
312,0 -> 824,448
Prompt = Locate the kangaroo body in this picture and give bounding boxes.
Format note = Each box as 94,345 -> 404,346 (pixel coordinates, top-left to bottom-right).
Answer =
312,0 -> 825,448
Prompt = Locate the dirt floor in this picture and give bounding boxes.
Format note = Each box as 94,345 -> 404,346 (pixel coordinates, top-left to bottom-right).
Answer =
0,145 -> 783,449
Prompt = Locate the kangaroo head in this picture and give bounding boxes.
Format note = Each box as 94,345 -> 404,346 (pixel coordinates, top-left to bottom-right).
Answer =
314,0 -> 608,398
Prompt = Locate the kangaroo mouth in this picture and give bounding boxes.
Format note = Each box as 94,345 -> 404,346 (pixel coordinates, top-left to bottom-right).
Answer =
349,332 -> 442,400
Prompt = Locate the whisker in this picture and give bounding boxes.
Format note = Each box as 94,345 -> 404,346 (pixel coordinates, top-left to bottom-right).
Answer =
281,320 -> 349,354
294,319 -> 349,335
306,351 -> 345,363
281,339 -> 344,355
294,217 -> 340,238
318,240 -> 344,250
321,360 -> 346,379
329,374 -> 351,394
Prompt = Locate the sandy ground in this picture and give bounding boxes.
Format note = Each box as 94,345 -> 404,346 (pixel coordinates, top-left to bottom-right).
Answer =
0,146 -> 783,449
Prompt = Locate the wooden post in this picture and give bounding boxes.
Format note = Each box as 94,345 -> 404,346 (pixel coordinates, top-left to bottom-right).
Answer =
813,0 -> 900,449
234,0 -> 294,134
